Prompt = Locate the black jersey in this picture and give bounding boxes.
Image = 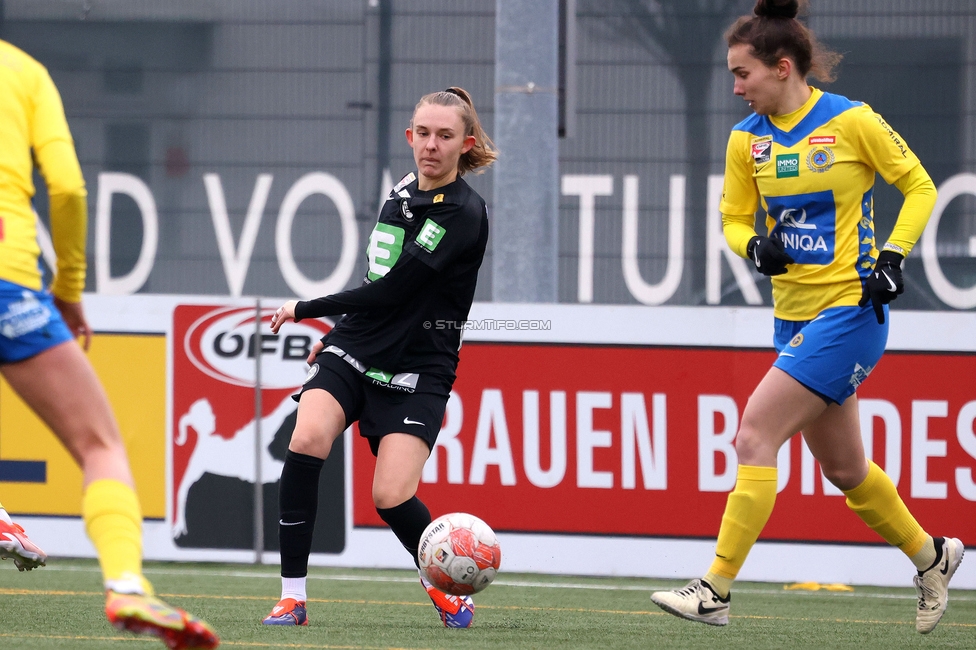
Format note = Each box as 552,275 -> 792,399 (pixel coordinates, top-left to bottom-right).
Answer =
294,172 -> 488,383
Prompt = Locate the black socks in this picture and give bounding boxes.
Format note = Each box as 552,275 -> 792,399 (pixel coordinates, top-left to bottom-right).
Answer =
278,450 -> 325,578
278,450 -> 432,574
376,496 -> 432,568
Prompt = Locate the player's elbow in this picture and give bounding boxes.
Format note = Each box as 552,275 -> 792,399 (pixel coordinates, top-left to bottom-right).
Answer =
901,165 -> 937,202
910,176 -> 938,220
47,181 -> 87,200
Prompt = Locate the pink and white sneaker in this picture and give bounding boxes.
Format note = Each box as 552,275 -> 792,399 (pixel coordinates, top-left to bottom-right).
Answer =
0,520 -> 47,571
421,577 -> 474,628
262,598 -> 308,626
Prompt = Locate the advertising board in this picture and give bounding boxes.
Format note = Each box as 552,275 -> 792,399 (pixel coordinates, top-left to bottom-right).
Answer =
2,296 -> 973,587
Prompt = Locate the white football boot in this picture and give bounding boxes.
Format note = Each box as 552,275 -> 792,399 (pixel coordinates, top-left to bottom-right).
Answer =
914,537 -> 965,634
0,520 -> 47,571
651,578 -> 730,626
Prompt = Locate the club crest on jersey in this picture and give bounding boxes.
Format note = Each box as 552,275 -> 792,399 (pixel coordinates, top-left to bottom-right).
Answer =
789,333 -> 804,348
750,136 -> 772,164
399,199 -> 415,221
806,146 -> 835,173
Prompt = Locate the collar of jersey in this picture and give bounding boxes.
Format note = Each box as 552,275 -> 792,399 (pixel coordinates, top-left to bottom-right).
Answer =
414,173 -> 463,197
770,87 -> 822,132
732,87 -> 863,148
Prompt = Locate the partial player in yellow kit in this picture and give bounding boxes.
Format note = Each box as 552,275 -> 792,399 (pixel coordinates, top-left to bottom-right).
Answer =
650,0 -> 964,636
0,37 -> 85,298
720,87 -> 930,321
0,39 -> 218,649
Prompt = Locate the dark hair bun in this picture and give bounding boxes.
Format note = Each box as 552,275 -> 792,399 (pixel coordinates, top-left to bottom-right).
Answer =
754,0 -> 799,20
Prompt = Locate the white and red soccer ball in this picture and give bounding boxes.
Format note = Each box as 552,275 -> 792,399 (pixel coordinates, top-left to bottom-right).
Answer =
418,512 -> 501,595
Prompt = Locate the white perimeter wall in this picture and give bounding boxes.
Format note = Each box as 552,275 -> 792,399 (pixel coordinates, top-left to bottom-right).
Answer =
14,295 -> 976,589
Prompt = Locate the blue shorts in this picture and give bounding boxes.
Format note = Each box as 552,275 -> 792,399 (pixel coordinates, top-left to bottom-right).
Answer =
0,279 -> 74,364
772,304 -> 888,405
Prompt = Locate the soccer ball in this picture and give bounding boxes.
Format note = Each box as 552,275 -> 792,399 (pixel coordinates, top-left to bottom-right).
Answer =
418,512 -> 501,596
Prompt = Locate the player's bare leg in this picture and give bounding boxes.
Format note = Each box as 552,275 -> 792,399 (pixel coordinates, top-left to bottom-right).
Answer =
1,342 -> 219,648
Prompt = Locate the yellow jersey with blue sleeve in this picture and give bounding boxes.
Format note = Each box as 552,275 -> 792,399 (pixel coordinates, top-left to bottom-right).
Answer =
720,87 -> 923,321
0,39 -> 87,302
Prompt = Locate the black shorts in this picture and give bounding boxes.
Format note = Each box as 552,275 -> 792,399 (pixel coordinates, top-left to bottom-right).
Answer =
296,351 -> 451,456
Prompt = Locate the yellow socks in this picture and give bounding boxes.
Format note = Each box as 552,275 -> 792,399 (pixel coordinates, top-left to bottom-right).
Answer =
82,479 -> 152,594
701,460 -> 932,597
704,465 -> 778,597
843,461 -> 933,570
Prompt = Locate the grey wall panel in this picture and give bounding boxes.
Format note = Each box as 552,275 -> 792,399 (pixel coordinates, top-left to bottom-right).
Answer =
3,1 -> 972,309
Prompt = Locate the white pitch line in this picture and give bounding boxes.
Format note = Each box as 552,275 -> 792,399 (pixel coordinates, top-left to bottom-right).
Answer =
26,563 -> 976,602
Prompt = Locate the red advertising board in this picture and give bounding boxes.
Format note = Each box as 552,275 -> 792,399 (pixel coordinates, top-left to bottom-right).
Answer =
353,343 -> 976,545
171,304 -> 332,548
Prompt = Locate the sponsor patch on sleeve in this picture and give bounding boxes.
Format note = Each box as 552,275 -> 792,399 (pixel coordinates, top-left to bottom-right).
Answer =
751,135 -> 772,164
416,218 -> 446,252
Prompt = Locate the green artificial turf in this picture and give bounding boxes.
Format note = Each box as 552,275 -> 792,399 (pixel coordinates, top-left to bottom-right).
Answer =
1,558 -> 973,649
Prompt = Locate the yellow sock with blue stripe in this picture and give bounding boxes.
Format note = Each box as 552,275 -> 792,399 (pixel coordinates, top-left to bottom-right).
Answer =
843,461 -> 933,570
703,465 -> 778,598
82,479 -> 152,595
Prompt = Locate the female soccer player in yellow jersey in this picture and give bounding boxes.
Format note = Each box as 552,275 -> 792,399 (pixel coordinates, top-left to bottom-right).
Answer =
0,39 -> 217,648
651,0 -> 963,634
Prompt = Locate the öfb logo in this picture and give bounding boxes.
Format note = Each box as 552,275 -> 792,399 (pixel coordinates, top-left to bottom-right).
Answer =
170,304 -> 331,543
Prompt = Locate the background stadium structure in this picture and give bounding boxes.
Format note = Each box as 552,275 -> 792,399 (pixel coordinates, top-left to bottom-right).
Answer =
2,0 -> 974,309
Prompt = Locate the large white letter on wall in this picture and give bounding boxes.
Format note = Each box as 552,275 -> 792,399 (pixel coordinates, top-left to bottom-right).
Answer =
912,400 -> 948,499
698,394 -> 738,492
622,175 -> 684,305
204,173 -> 273,297
95,172 -> 159,295
577,391 -> 613,488
956,401 -> 976,501
561,175 -> 613,303
620,392 -> 667,490
469,389 -> 517,486
921,173 -> 976,309
276,172 -> 358,298
523,390 -> 568,488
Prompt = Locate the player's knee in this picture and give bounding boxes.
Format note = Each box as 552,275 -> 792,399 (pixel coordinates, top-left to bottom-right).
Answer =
287,425 -> 332,459
70,424 -> 125,458
733,423 -> 774,466
372,484 -> 411,510
820,463 -> 864,491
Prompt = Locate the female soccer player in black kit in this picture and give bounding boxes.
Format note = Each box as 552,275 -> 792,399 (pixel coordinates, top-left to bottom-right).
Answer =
262,87 -> 496,628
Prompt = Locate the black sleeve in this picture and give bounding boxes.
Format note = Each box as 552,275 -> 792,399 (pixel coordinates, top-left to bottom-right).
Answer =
294,253 -> 437,320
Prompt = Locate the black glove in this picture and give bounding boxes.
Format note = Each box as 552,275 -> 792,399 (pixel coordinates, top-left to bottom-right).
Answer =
859,249 -> 905,325
746,235 -> 794,276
